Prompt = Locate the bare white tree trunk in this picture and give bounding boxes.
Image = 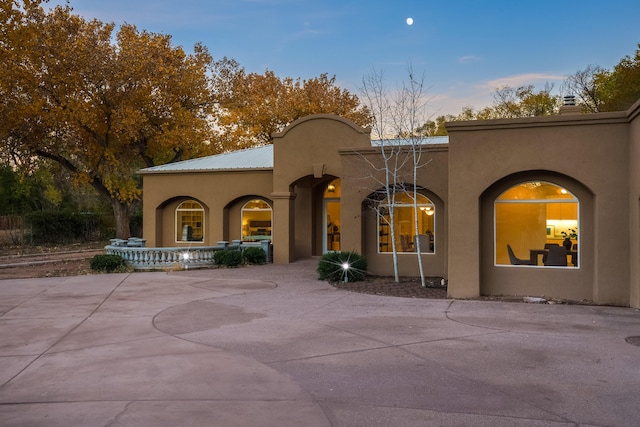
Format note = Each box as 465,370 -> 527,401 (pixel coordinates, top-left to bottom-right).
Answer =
360,66 -> 432,285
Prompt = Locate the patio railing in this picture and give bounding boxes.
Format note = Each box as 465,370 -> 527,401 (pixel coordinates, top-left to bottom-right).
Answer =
105,239 -> 271,270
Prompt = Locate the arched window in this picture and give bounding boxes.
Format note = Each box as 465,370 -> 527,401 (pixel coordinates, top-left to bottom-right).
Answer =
378,192 -> 435,253
242,199 -> 272,241
175,200 -> 204,242
495,181 -> 578,267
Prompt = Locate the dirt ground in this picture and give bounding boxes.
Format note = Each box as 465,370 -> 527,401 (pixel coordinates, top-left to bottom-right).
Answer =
0,241 -> 107,280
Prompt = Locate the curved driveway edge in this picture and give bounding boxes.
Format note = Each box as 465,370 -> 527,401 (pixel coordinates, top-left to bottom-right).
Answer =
1,258 -> 640,426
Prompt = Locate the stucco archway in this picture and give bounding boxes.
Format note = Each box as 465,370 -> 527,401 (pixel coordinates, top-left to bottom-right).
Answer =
480,170 -> 595,301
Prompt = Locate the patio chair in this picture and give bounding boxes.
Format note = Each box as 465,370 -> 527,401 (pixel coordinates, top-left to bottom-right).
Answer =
507,244 -> 535,265
544,245 -> 568,266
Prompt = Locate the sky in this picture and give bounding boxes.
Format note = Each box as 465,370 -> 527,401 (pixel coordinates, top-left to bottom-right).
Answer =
48,0 -> 640,117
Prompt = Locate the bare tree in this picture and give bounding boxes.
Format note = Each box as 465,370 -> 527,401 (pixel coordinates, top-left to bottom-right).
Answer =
563,65 -> 606,113
358,66 -> 432,285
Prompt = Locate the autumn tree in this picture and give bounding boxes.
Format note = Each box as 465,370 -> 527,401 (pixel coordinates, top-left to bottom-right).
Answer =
212,58 -> 372,149
1,1 -> 218,238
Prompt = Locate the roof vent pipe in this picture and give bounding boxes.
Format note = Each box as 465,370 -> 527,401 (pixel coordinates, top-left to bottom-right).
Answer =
560,95 -> 581,115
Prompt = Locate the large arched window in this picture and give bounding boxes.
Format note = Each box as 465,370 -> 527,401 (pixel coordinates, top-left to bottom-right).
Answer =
241,199 -> 272,241
378,193 -> 435,253
495,181 -> 578,267
176,200 -> 204,242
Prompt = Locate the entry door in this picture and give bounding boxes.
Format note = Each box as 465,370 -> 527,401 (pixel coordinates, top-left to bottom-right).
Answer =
324,199 -> 341,252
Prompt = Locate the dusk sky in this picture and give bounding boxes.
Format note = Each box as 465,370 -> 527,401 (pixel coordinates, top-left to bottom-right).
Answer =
49,0 -> 639,116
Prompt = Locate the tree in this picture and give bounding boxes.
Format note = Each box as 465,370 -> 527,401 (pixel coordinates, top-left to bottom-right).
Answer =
212,58 -> 372,148
1,1 -> 218,238
359,67 -> 432,285
563,64 -> 606,113
596,44 -> 640,112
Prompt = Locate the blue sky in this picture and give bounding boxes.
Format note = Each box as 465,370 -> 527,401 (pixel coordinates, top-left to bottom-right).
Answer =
49,0 -> 639,116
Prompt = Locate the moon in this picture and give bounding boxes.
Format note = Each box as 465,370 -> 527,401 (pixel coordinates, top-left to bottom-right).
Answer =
406,17 -> 413,26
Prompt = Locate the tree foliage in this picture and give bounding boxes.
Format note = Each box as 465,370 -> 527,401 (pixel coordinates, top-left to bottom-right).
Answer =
1,1 -> 218,238
594,43 -> 640,112
212,58 -> 372,148
419,85 -> 560,136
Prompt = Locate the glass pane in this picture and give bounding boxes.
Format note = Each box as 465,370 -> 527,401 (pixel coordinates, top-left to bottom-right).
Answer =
242,199 -> 272,241
176,210 -> 203,242
378,193 -> 435,253
496,182 -> 578,267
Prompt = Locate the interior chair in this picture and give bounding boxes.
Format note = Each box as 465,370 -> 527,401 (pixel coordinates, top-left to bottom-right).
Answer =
544,245 -> 568,266
542,243 -> 559,264
414,234 -> 433,253
400,235 -> 413,252
507,244 -> 534,265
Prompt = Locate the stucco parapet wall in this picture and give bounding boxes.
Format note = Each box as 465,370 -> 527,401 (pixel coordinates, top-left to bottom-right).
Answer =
271,113 -> 371,138
445,110 -> 630,133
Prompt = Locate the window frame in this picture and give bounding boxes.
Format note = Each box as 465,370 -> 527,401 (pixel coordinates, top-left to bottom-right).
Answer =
241,199 -> 272,241
175,200 -> 205,243
494,181 -> 579,268
377,192 -> 436,254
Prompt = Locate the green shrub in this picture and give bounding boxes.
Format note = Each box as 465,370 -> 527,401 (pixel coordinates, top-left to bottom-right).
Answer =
90,254 -> 126,272
317,251 -> 367,282
214,249 -> 244,267
224,250 -> 244,267
243,247 -> 266,264
213,249 -> 229,265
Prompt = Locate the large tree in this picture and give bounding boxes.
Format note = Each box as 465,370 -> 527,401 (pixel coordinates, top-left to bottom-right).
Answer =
212,58 -> 372,148
594,44 -> 640,112
1,1 -> 218,238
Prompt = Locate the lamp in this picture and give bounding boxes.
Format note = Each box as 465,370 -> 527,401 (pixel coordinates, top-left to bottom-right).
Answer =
327,183 -> 336,193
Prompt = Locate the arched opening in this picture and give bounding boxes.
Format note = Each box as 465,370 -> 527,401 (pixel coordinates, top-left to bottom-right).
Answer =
495,181 -> 579,267
241,199 -> 272,241
480,171 -> 594,300
175,200 -> 204,242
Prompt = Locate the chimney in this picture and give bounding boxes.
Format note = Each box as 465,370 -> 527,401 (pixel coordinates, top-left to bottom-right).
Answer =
559,95 -> 582,115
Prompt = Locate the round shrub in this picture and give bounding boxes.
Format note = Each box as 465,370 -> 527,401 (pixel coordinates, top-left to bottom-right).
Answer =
224,250 -> 244,267
317,251 -> 367,283
243,247 -> 266,264
90,254 -> 125,273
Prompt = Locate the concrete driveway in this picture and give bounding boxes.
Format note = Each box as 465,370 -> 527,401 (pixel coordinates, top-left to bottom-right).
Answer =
1,258 -> 639,426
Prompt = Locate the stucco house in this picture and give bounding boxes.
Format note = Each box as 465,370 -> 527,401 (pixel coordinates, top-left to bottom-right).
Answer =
139,99 -> 640,308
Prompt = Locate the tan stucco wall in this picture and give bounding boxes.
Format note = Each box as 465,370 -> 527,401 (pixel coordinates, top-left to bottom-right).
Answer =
271,114 -> 371,263
340,145 -> 449,278
140,107 -> 640,307
141,169 -> 273,247
628,100 -> 640,308
447,111 -> 632,306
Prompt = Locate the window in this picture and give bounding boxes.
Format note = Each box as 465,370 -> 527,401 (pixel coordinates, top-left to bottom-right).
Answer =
378,193 -> 435,253
176,200 -> 204,242
241,199 -> 272,241
495,181 -> 578,267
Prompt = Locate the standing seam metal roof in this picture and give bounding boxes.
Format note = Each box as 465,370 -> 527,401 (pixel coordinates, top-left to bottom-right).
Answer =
139,136 -> 449,173
139,145 -> 274,173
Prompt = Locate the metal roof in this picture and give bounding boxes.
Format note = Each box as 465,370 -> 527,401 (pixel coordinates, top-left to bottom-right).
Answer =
139,136 -> 449,174
139,145 -> 274,174
371,136 -> 449,146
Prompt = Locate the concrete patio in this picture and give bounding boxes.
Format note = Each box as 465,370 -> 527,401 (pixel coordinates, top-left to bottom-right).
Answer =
1,258 -> 639,426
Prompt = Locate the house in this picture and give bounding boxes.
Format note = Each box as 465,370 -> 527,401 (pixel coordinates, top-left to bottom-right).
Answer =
139,99 -> 640,308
